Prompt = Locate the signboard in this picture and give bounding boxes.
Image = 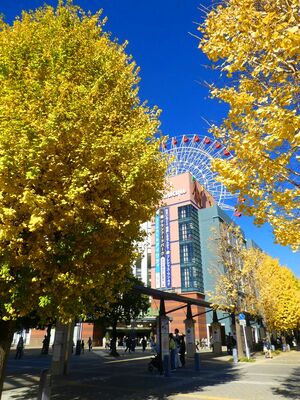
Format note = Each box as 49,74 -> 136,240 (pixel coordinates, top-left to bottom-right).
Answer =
163,188 -> 187,199
239,313 -> 246,326
155,207 -> 172,289
186,327 -> 194,345
164,207 -> 172,289
160,209 -> 166,287
212,326 -> 221,343
156,316 -> 170,358
155,213 -> 160,288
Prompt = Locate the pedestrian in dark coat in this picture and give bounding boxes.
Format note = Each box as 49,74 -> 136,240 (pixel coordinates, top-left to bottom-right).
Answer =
88,337 -> 92,352
141,336 -> 147,352
125,337 -> 131,353
15,337 -> 24,359
179,335 -> 186,367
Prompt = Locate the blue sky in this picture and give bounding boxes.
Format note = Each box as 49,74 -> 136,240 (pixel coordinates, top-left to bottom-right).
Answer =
1,0 -> 299,275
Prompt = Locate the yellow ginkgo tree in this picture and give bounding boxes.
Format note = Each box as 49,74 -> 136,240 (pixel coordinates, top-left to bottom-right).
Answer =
208,223 -> 256,358
210,224 -> 300,357
199,0 -> 300,251
0,1 -> 167,392
254,253 -> 300,334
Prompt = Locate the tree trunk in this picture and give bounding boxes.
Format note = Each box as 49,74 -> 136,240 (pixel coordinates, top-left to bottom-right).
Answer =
0,320 -> 16,399
295,329 -> 300,350
235,316 -> 244,359
51,322 -> 74,376
109,322 -> 119,357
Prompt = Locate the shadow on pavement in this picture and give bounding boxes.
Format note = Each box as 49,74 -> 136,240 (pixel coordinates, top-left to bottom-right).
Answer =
3,350 -> 51,400
3,385 -> 38,400
49,355 -> 240,400
3,349 -> 239,400
272,366 -> 300,399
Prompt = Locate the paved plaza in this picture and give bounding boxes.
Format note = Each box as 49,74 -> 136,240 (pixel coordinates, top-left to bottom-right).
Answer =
3,348 -> 300,400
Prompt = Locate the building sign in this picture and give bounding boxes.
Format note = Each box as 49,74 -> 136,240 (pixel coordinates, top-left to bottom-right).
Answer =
163,188 -> 187,199
155,212 -> 160,288
186,327 -> 194,345
156,316 -> 170,358
164,207 -> 172,289
155,207 -> 172,289
160,209 -> 166,287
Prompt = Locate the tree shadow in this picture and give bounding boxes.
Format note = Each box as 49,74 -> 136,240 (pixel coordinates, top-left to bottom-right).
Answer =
272,366 -> 300,399
2,384 -> 38,400
49,357 -> 240,400
3,350 -> 51,400
4,350 -> 240,400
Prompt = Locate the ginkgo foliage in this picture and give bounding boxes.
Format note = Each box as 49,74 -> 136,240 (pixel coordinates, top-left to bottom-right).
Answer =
209,223 -> 252,357
254,252 -> 300,333
210,223 -> 300,356
199,0 -> 300,251
209,224 -> 247,313
0,3 -> 167,323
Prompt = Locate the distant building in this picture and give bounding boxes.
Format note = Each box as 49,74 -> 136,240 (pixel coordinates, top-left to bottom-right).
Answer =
143,172 -> 261,343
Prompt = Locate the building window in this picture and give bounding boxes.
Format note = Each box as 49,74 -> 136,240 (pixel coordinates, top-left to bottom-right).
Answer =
180,243 -> 193,264
183,244 -> 189,263
179,207 -> 186,219
179,222 -> 193,241
183,268 -> 190,288
178,205 -> 192,220
181,223 -> 188,240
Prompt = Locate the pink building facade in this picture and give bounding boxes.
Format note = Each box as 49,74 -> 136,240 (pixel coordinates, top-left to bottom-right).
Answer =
151,172 -> 215,338
151,172 -> 214,293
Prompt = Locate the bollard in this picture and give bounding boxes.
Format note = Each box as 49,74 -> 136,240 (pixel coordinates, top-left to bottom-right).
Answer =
37,369 -> 51,400
163,354 -> 171,377
245,346 -> 251,360
232,348 -> 238,364
194,352 -> 200,371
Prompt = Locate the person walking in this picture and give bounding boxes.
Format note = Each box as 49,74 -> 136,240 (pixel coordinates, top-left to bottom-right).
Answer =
169,333 -> 176,371
41,335 -> 49,355
226,332 -> 236,355
81,339 -> 85,354
15,336 -> 24,360
179,335 -> 186,367
141,336 -> 147,352
125,337 -> 131,353
174,328 -> 182,368
131,337 -> 136,352
88,337 -> 92,352
149,336 -> 156,353
263,337 -> 272,358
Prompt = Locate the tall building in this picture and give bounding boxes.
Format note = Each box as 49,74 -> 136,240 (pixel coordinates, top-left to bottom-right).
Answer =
149,172 -> 260,343
150,172 -> 215,339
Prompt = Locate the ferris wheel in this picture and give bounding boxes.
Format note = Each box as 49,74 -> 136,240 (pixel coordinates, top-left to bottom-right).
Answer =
161,134 -> 239,212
